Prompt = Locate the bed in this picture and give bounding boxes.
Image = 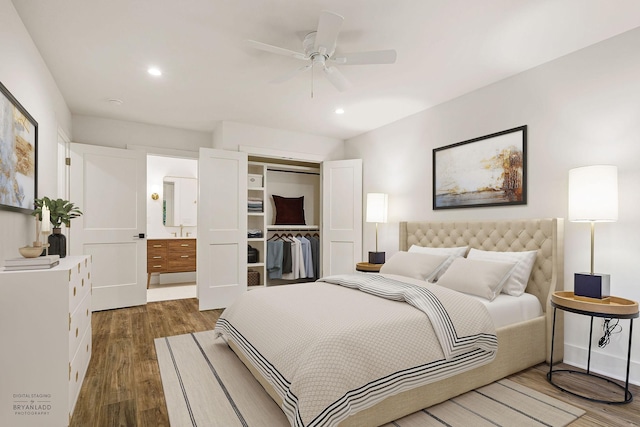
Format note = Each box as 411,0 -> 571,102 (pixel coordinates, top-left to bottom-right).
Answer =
214,218 -> 565,427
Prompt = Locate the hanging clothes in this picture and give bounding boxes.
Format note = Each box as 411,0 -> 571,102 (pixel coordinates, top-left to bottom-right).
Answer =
299,236 -> 313,279
307,235 -> 320,280
266,240 -> 283,279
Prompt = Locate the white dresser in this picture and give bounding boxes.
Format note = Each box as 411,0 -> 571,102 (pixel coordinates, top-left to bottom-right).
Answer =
0,255 -> 92,426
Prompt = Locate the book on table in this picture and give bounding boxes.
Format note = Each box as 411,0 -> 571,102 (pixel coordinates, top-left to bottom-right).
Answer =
3,261 -> 60,271
4,255 -> 60,270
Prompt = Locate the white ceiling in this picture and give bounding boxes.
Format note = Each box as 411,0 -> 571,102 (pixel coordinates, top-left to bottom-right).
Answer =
11,0 -> 640,140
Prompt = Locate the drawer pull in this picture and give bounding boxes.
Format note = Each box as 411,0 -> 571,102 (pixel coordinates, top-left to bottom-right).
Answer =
181,255 -> 189,258
153,265 -> 163,268
153,244 -> 163,248
73,287 -> 76,296
76,327 -> 79,338
153,256 -> 162,259
181,244 -> 189,247
82,278 -> 84,287
76,371 -> 79,382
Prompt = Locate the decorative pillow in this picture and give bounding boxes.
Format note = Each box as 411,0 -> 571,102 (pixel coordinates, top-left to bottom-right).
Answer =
407,245 -> 468,282
466,248 -> 537,296
273,195 -> 306,225
435,258 -> 516,301
379,251 -> 450,282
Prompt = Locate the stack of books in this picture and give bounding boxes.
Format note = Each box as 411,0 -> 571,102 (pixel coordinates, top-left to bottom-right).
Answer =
3,255 -> 60,271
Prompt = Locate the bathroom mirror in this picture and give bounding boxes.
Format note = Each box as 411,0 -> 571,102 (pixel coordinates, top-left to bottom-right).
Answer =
163,176 -> 197,226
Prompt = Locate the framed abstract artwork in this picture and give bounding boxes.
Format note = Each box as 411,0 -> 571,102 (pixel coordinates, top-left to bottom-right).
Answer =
433,125 -> 527,210
0,81 -> 38,214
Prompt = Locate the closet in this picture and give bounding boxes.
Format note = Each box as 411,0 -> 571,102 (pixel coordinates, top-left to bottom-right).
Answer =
197,148 -> 362,310
247,159 -> 322,286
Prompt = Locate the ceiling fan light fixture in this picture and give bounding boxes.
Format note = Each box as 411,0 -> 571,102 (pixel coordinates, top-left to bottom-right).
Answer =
247,10 -> 396,94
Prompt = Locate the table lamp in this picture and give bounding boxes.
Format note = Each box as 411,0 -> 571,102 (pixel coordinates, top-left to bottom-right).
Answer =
366,193 -> 388,264
568,165 -> 618,301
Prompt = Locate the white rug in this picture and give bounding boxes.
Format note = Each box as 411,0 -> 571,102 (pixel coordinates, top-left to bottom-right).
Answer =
155,330 -> 585,427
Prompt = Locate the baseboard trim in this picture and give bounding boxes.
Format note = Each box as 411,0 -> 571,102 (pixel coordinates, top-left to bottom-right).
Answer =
563,343 -> 639,386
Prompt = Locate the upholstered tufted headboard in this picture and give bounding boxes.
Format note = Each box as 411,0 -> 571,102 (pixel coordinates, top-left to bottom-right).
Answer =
399,218 -> 564,312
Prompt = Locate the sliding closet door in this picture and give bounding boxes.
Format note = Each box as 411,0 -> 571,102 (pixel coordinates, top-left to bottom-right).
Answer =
198,148 -> 247,310
322,159 -> 363,276
69,143 -> 147,311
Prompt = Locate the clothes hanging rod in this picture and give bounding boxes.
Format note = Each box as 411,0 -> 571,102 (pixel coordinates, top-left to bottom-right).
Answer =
267,225 -> 319,231
267,167 -> 320,176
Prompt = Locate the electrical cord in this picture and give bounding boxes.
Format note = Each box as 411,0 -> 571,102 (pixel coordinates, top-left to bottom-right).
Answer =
598,318 -> 622,348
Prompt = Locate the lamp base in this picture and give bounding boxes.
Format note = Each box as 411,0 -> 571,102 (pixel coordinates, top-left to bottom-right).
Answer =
574,272 -> 610,300
368,252 -> 386,264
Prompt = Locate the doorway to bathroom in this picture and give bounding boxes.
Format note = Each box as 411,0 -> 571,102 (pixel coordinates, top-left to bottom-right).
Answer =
146,154 -> 198,303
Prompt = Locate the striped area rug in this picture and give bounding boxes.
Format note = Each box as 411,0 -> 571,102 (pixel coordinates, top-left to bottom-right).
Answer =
155,331 -> 584,427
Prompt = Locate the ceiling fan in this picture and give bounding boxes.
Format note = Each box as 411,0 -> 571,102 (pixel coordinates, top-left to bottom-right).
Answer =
247,10 -> 397,94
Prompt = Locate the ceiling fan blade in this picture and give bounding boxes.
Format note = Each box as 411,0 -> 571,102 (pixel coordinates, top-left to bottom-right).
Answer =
247,40 -> 306,60
270,64 -> 312,84
314,10 -> 343,56
332,49 -> 397,65
322,66 -> 351,92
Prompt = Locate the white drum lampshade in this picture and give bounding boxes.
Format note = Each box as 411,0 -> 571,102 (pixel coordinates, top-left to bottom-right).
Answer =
568,165 -> 618,300
366,193 -> 388,264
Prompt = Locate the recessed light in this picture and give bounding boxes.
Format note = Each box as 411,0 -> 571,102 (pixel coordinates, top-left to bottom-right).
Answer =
335,108 -> 345,114
148,67 -> 162,76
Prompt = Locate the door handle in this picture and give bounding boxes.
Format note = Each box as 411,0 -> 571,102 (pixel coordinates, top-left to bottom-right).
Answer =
133,233 -> 146,239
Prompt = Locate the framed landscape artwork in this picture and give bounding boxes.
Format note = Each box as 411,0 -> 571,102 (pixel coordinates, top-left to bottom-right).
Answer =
0,81 -> 38,214
433,125 -> 527,210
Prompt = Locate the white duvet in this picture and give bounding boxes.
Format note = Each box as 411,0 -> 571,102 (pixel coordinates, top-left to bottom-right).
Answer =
214,273 -> 497,427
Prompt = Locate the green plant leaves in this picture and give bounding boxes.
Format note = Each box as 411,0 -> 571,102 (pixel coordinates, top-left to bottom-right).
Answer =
32,196 -> 83,228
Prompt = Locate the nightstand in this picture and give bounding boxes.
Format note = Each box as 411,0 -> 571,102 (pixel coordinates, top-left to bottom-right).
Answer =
356,262 -> 383,273
548,291 -> 639,404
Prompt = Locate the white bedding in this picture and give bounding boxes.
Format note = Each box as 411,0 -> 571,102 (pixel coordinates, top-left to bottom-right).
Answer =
380,273 -> 543,329
468,293 -> 543,328
215,273 -> 498,427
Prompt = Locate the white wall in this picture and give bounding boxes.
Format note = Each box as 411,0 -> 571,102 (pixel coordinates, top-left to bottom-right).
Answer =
346,27 -> 640,385
0,0 -> 72,264
72,114 -> 212,151
214,120 -> 345,161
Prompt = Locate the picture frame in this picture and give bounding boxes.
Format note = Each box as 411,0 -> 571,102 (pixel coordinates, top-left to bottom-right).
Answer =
433,125 -> 526,210
0,81 -> 38,215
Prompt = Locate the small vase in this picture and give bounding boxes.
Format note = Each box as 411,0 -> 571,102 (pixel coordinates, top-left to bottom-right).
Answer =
48,228 -> 67,258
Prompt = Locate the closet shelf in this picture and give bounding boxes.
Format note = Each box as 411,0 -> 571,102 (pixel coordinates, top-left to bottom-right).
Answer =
267,225 -> 319,231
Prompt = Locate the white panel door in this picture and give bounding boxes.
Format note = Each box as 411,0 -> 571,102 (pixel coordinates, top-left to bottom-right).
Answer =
322,159 -> 363,276
69,143 -> 147,311
198,148 -> 247,310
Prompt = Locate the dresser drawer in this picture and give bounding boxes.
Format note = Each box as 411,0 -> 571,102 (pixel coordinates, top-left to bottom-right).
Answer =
69,291 -> 91,358
147,260 -> 168,273
167,239 -> 196,251
69,258 -> 91,315
148,240 -> 168,250
69,324 -> 92,417
168,253 -> 196,272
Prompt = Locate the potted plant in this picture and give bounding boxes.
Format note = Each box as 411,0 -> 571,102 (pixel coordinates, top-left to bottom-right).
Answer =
33,197 -> 83,258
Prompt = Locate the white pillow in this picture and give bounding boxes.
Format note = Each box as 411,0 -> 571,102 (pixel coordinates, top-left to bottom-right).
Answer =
435,258 -> 516,301
408,245 -> 468,282
379,251 -> 450,282
466,248 -> 537,296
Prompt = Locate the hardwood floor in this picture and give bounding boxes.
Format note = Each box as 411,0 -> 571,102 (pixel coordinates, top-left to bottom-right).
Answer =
71,298 -> 640,426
